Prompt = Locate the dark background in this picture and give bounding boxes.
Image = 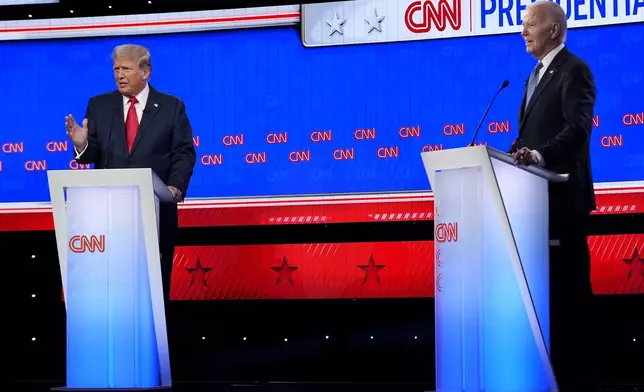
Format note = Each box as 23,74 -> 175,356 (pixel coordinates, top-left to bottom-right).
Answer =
9,214 -> 644,389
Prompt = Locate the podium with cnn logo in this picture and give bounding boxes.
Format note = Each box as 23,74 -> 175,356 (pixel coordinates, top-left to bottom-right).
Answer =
421,146 -> 568,392
47,168 -> 174,391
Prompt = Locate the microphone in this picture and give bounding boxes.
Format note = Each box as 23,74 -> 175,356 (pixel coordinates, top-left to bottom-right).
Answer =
103,109 -> 117,169
467,80 -> 510,147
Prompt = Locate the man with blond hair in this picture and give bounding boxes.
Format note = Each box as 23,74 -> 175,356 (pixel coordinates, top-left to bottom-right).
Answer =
65,44 -> 196,307
509,1 -> 597,391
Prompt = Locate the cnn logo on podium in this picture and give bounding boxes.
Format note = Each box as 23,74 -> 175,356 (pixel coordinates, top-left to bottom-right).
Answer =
69,235 -> 106,253
435,222 -> 458,243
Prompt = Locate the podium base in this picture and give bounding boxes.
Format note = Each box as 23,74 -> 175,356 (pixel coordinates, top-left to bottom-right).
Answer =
51,387 -> 171,391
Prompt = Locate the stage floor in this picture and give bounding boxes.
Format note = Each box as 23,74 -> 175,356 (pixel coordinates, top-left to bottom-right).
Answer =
15,383 -> 433,392
14,382 -> 644,392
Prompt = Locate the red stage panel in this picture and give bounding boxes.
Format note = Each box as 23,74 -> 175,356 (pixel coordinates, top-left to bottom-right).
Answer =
593,191 -> 644,215
170,235 -> 644,300
0,188 -> 643,231
0,208 -> 53,231
171,242 -> 435,300
589,234 -> 644,295
178,197 -> 434,227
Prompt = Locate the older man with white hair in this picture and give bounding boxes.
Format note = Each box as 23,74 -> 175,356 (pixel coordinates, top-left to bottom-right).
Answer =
509,1 -> 597,391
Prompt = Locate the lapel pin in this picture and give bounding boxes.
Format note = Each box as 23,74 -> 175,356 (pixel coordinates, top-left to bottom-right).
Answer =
549,70 -> 554,74
154,103 -> 159,108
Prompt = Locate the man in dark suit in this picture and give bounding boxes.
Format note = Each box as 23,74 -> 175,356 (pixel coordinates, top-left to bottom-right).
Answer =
509,2 -> 597,391
64,44 -> 196,305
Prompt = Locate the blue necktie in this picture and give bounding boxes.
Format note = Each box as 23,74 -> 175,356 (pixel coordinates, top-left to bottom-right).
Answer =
525,62 -> 543,108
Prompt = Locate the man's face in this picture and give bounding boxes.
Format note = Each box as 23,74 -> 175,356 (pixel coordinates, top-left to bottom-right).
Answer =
113,57 -> 149,97
521,5 -> 558,59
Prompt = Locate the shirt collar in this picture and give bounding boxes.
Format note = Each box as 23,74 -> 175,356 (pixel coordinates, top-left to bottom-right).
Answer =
540,43 -> 565,70
123,83 -> 150,107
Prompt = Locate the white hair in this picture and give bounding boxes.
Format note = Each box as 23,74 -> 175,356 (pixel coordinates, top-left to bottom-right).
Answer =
527,1 -> 568,42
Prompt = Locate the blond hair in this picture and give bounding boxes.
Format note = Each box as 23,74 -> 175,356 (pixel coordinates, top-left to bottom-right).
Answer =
112,44 -> 152,70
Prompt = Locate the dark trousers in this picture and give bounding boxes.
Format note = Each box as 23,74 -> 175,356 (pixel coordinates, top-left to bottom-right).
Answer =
158,202 -> 178,349
549,191 -> 597,391
158,202 -> 178,302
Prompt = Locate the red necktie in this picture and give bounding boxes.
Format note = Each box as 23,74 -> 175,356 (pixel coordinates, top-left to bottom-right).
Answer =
125,97 -> 139,152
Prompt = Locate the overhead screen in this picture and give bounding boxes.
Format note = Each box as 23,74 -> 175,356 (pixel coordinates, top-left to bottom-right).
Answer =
0,23 -> 642,202
0,0 -> 58,5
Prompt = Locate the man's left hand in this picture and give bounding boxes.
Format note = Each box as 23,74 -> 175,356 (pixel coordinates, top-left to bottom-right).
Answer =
168,186 -> 183,202
512,147 -> 538,166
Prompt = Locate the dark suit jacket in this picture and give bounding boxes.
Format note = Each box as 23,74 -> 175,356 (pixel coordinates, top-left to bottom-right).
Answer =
510,47 -> 596,213
75,84 -> 196,197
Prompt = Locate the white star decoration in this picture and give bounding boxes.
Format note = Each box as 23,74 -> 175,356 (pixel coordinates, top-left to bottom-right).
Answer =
326,12 -> 347,36
365,8 -> 385,33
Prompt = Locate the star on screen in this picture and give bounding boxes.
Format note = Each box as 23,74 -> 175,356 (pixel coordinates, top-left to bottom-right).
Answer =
364,8 -> 385,33
326,12 -> 347,36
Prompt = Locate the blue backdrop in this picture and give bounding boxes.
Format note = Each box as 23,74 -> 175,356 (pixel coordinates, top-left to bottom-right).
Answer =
0,23 -> 642,202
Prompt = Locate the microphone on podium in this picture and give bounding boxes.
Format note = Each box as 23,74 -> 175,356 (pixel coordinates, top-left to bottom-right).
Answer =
467,80 -> 510,147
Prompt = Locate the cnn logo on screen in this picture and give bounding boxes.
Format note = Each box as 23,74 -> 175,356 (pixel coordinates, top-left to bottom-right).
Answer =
404,0 -> 462,33
69,235 -> 106,253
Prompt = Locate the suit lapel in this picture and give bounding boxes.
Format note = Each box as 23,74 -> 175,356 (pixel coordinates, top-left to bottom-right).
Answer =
111,92 -> 128,158
130,86 -> 160,156
519,48 -> 570,130
519,77 -> 529,128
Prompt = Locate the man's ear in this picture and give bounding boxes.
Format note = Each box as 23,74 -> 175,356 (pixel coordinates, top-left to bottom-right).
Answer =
550,22 -> 560,40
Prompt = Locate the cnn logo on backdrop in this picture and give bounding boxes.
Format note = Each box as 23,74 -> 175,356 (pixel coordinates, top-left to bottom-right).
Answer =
69,235 -> 106,253
405,0 -> 462,33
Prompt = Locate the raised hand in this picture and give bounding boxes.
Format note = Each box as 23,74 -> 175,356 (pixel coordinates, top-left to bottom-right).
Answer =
65,114 -> 89,150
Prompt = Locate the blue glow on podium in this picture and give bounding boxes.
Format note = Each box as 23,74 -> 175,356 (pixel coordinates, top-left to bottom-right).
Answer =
65,186 -> 160,388
433,160 -> 551,392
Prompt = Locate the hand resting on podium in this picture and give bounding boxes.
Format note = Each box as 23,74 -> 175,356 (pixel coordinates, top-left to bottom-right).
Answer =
511,146 -> 544,167
167,186 -> 183,203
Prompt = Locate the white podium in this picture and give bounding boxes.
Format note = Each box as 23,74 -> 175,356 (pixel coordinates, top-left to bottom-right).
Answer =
421,146 -> 568,392
47,168 -> 175,390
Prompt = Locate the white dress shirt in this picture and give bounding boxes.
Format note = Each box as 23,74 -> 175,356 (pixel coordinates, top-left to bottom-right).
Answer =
537,43 -> 565,83
74,83 -> 150,158
529,43 -> 565,166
